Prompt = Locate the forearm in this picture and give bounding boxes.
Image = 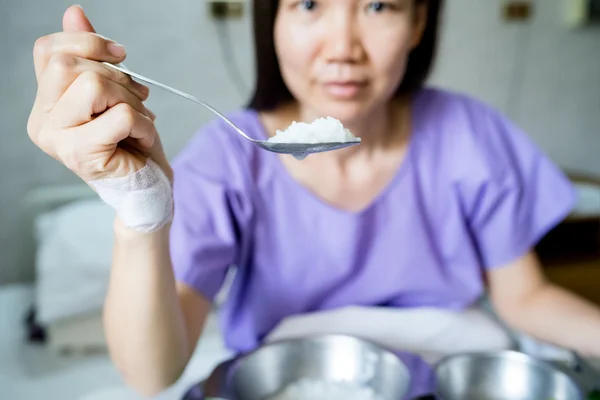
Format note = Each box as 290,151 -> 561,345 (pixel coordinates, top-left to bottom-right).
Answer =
104,218 -> 190,396
502,282 -> 600,358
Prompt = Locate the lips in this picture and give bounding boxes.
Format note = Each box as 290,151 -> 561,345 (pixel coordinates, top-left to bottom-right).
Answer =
321,81 -> 367,99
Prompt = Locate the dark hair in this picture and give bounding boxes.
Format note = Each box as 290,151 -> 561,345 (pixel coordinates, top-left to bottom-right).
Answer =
247,0 -> 444,111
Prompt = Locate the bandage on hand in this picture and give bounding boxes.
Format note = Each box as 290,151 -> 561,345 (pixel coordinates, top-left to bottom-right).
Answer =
89,158 -> 173,233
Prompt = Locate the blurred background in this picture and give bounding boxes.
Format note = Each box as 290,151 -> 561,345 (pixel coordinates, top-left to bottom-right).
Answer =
0,0 -> 599,399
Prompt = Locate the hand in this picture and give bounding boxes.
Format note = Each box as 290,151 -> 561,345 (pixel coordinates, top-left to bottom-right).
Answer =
27,5 -> 172,182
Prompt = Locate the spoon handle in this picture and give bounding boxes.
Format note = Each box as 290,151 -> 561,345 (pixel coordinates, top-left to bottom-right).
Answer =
102,62 -> 254,142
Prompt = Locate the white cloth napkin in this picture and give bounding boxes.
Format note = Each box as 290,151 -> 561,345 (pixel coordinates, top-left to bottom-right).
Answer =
265,305 -> 514,364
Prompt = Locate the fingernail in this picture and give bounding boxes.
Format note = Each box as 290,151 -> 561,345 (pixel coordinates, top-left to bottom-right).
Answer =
107,42 -> 125,57
135,83 -> 150,98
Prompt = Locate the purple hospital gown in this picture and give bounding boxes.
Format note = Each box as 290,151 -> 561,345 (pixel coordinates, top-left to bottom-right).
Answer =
170,88 -> 575,392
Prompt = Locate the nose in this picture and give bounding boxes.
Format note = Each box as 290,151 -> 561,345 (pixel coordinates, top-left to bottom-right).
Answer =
323,11 -> 362,63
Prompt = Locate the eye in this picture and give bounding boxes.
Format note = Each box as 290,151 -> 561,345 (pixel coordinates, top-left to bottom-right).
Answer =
297,0 -> 317,11
366,1 -> 391,13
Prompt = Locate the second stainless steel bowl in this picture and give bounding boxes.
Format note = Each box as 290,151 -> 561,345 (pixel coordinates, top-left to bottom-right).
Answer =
434,350 -> 583,400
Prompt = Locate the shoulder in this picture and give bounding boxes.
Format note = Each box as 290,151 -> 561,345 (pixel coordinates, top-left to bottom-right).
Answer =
414,87 -> 551,186
171,108 -> 263,187
415,87 -> 518,150
173,108 -> 262,166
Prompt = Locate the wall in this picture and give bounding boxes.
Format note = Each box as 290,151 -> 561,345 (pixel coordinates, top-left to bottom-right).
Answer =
428,0 -> 600,174
0,0 -> 599,284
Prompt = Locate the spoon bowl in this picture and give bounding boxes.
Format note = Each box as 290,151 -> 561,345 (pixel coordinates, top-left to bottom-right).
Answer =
257,141 -> 361,160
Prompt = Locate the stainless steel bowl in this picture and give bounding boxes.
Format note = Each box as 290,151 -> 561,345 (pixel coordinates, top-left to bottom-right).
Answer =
226,334 -> 412,400
434,350 -> 583,400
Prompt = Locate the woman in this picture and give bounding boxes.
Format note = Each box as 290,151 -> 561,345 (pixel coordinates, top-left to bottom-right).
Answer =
27,0 -> 600,397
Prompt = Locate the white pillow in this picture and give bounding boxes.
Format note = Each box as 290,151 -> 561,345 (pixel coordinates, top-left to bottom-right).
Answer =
34,199 -> 116,324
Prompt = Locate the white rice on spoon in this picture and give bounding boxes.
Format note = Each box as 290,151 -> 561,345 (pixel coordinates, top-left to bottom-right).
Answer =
267,117 -> 360,144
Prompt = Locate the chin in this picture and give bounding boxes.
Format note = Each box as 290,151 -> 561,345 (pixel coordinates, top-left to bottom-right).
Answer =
312,101 -> 377,125
301,86 -> 390,125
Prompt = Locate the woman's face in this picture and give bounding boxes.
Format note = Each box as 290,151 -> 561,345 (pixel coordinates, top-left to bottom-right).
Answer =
274,0 -> 427,123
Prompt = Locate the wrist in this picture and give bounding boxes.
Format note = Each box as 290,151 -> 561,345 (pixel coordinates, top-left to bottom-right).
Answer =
113,216 -> 171,244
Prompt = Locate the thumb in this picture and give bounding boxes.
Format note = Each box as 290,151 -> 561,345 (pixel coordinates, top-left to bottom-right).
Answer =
63,5 -> 96,33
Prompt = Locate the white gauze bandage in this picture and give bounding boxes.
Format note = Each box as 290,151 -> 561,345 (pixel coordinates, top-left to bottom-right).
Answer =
89,159 -> 173,233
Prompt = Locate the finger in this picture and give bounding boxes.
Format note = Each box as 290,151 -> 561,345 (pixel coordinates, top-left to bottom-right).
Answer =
33,31 -> 125,80
48,71 -> 153,128
62,5 -> 96,33
83,102 -> 157,149
147,134 -> 173,181
36,54 -> 149,112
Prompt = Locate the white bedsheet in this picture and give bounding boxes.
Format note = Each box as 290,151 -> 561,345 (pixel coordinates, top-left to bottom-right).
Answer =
1,284 -> 233,400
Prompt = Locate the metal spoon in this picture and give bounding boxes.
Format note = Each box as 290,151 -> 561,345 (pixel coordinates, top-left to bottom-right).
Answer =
102,62 -> 360,160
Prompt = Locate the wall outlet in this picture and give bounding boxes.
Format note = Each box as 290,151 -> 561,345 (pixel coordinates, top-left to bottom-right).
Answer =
209,0 -> 244,20
502,0 -> 533,21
